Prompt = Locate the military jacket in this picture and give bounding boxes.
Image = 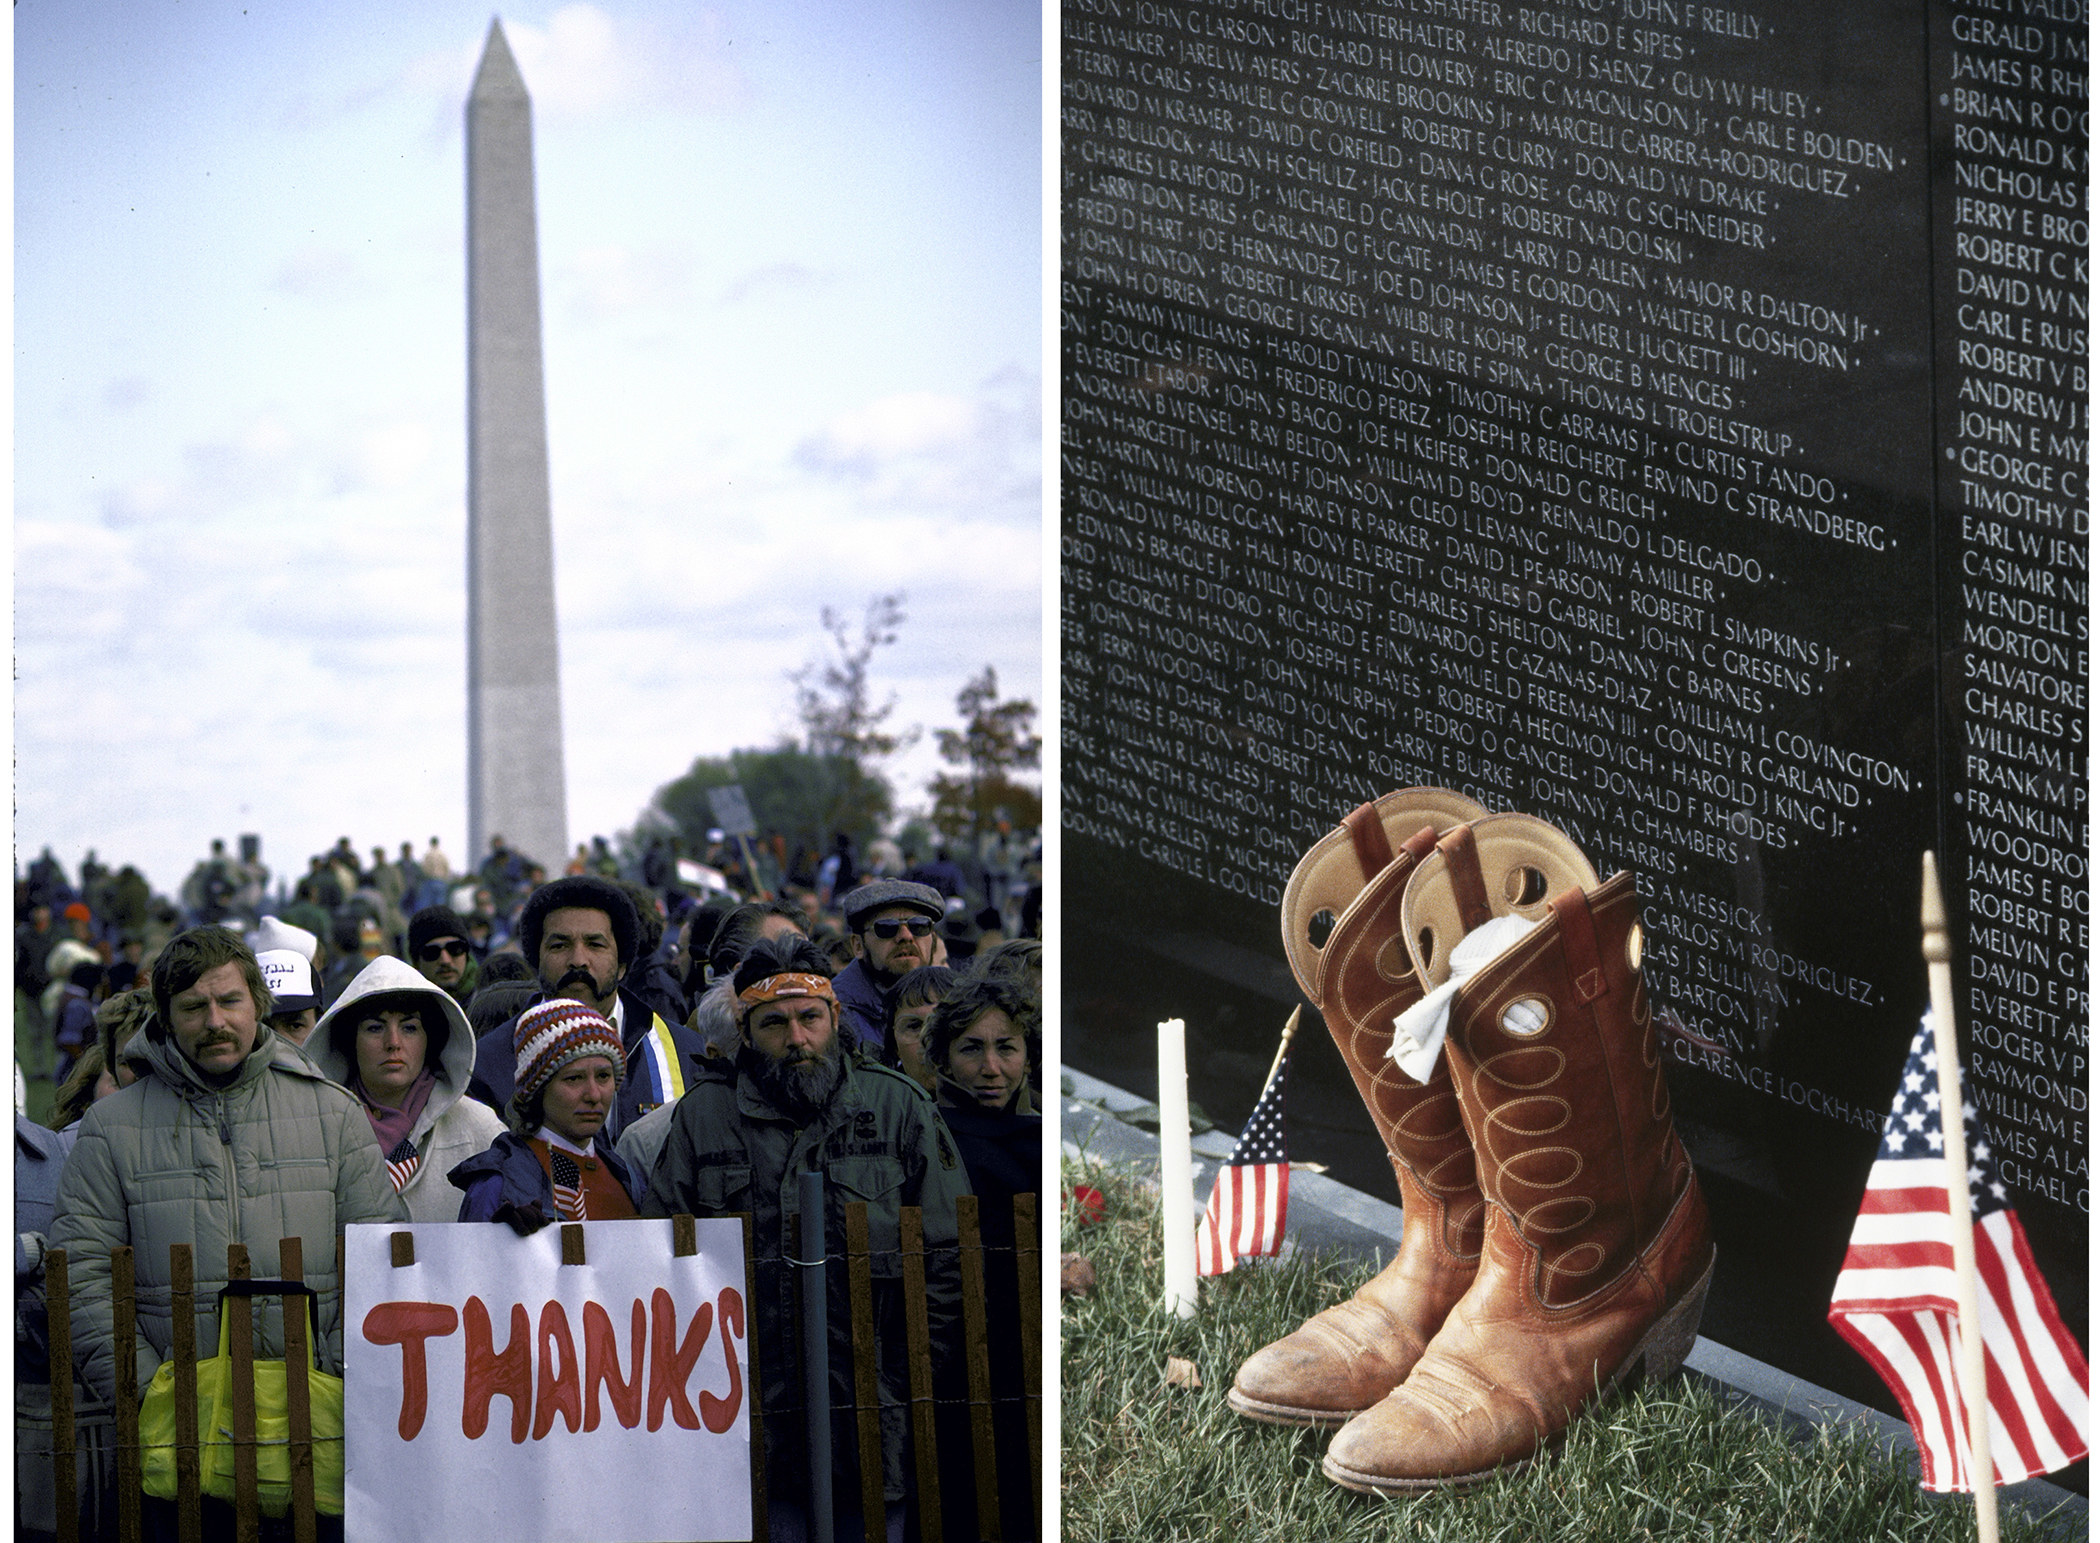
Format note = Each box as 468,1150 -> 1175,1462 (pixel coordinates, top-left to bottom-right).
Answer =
643,1049 -> 970,1503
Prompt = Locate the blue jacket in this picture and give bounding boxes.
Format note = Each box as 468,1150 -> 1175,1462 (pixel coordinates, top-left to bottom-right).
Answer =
448,1131 -> 645,1232
17,1116 -> 79,1384
829,958 -> 891,1053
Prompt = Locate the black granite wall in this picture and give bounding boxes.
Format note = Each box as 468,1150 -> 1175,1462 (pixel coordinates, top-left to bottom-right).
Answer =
1060,0 -> 2086,1433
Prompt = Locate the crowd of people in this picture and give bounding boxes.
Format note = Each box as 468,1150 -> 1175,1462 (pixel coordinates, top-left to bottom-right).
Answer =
15,827 -> 1043,1543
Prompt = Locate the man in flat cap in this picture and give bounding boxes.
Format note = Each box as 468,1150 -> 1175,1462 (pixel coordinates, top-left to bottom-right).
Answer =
831,878 -> 947,1052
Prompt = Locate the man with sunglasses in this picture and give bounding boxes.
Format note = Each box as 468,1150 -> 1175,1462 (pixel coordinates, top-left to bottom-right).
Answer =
406,905 -> 479,1009
833,878 -> 947,1052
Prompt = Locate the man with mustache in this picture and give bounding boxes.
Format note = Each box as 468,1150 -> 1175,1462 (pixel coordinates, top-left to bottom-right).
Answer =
831,878 -> 948,1052
465,875 -> 705,1141
645,935 -> 969,1543
48,926 -> 405,1535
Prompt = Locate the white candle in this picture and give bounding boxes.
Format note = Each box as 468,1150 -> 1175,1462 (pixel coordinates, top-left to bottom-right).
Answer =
1158,1017 -> 1198,1318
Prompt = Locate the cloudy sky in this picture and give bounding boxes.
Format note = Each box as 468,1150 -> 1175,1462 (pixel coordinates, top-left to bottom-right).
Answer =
16,1 -> 1043,897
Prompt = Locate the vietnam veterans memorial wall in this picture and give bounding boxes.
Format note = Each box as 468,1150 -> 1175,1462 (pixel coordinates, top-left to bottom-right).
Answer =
1059,0 -> 2088,1428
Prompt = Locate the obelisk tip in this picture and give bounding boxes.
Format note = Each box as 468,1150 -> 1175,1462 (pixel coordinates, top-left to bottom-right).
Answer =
471,17 -> 528,101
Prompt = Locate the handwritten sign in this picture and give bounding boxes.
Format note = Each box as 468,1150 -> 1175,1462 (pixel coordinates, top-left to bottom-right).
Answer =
344,1220 -> 751,1543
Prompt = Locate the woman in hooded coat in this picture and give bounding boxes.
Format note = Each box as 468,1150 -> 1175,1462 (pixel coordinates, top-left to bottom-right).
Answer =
311,956 -> 505,1224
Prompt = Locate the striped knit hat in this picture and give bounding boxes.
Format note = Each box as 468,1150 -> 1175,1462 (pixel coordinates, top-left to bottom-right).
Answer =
512,999 -> 625,1107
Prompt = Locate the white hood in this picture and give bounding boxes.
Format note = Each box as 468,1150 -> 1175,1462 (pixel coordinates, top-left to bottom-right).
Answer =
310,955 -> 479,1138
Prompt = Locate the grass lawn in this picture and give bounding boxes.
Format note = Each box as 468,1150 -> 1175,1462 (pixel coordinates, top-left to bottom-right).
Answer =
1060,1157 -> 2080,1543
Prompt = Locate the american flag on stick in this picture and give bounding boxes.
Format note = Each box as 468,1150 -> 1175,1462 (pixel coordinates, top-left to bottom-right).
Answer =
1196,1008 -> 1298,1277
1829,1012 -> 2090,1491
548,1148 -> 589,1222
383,1136 -> 421,1194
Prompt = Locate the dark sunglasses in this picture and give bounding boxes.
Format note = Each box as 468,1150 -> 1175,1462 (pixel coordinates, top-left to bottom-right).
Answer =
418,940 -> 470,963
867,917 -> 935,940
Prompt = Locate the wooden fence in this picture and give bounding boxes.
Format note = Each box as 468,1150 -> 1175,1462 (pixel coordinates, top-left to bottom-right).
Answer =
33,1194 -> 1040,1543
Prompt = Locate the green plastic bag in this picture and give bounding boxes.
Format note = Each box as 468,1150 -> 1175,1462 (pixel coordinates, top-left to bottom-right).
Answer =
139,1279 -> 344,1517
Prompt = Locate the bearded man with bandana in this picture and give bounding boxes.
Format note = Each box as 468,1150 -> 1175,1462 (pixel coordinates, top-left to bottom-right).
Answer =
644,934 -> 970,1543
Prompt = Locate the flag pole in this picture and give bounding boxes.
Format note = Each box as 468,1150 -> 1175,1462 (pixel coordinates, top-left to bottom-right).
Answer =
1921,850 -> 1999,1543
1263,1006 -> 1303,1094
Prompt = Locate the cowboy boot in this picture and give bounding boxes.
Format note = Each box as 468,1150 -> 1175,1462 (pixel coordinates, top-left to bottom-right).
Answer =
1227,787 -> 1489,1427
1323,815 -> 1715,1490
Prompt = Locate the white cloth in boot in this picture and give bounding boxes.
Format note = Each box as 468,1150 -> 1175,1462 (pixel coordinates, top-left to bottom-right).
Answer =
1388,914 -> 1540,1083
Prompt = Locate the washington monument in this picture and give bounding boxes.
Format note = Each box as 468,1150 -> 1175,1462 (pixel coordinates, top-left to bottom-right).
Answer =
466,18 -> 568,870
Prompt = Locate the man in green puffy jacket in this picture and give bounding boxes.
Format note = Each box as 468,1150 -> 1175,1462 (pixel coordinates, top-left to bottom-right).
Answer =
643,934 -> 970,1543
51,927 -> 407,1409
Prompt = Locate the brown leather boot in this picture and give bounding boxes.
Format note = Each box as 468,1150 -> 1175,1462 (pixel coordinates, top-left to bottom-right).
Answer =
1323,814 -> 1715,1490
1227,788 -> 1487,1427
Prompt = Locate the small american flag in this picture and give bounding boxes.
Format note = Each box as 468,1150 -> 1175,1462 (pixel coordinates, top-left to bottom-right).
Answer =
1828,1016 -> 2089,1490
1195,1033 -> 1292,1277
549,1148 -> 588,1222
383,1137 -> 421,1194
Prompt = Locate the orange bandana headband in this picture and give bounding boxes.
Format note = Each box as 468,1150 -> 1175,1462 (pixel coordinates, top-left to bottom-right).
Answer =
737,973 -> 838,1014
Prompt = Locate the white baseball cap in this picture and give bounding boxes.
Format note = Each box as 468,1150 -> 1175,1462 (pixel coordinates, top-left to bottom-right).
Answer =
257,949 -> 320,1016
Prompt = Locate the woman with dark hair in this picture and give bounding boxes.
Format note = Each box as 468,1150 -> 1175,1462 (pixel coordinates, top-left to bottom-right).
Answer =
924,972 -> 1041,1541
449,999 -> 645,1229
925,973 -> 1040,1196
884,965 -> 959,1094
311,956 -> 504,1224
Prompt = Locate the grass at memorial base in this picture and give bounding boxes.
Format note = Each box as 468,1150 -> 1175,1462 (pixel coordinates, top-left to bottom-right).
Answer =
1060,1158 -> 2079,1543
